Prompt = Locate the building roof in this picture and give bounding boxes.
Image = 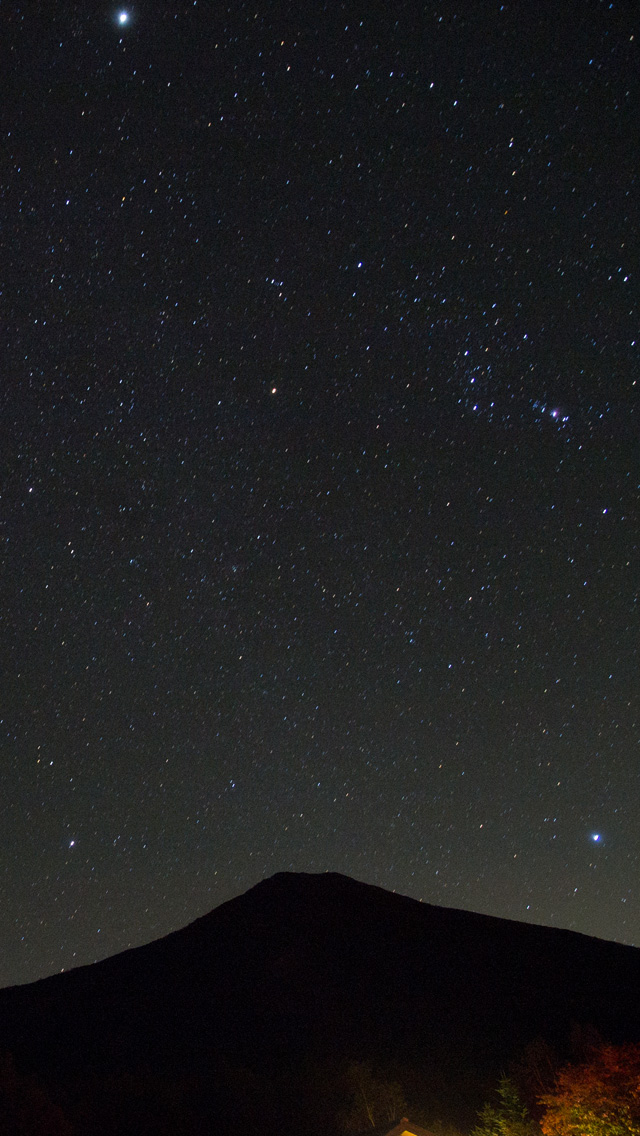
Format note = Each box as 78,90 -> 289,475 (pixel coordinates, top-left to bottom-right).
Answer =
383,1121 -> 439,1136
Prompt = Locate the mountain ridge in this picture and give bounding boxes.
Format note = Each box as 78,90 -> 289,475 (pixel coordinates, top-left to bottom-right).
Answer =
5,871 -> 633,996
1,871 -> 639,1133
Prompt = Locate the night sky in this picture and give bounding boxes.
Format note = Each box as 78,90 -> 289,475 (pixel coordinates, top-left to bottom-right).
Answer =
1,0 -> 638,988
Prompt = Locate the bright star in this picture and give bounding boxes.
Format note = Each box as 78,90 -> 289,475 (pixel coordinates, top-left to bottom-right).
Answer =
591,833 -> 601,842
117,10 -> 129,24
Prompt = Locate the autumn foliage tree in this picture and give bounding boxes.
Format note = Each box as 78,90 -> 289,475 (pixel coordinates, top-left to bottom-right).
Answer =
539,1044 -> 640,1136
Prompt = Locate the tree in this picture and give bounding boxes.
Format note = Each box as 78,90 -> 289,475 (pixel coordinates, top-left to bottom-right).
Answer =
473,1076 -> 540,1136
0,1050 -> 72,1136
511,1038 -> 559,1108
340,1061 -> 407,1131
539,1043 -> 640,1136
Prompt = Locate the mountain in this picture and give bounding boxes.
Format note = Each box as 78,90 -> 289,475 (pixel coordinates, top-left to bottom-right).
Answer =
1,871 -> 639,1135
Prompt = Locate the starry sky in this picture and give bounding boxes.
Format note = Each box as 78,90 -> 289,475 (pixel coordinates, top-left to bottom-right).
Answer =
1,0 -> 638,988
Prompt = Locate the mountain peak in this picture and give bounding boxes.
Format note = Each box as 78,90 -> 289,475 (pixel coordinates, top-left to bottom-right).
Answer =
0,873 -> 639,1134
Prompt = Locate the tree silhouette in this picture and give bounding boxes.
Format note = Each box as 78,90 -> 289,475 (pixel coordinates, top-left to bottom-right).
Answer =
340,1061 -> 407,1131
473,1076 -> 539,1136
0,1050 -> 72,1136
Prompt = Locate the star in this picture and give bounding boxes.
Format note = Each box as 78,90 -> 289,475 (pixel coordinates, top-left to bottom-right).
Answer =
2,0 -> 637,990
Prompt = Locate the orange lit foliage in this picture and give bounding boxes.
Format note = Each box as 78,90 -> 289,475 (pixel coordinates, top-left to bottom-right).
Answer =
540,1044 -> 640,1136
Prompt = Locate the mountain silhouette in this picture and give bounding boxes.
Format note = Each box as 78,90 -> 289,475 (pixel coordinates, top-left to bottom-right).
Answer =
1,872 -> 639,1134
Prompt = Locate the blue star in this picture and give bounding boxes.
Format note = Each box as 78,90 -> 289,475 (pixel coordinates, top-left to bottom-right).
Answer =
117,10 -> 130,25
